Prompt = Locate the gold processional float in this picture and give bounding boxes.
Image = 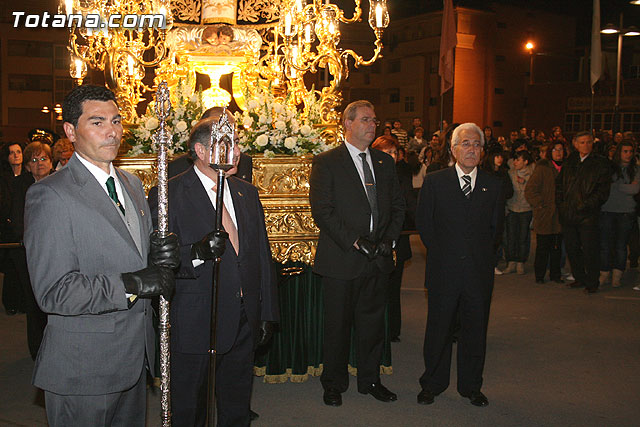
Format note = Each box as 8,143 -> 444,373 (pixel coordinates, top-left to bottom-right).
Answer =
61,0 -> 390,414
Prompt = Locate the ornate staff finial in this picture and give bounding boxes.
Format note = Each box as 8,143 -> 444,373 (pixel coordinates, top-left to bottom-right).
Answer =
208,107 -> 236,171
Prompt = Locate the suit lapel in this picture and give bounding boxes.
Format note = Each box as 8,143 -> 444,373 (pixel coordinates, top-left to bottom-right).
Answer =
116,168 -> 147,256
182,167 -> 216,230
67,156 -> 141,257
371,149 -> 385,202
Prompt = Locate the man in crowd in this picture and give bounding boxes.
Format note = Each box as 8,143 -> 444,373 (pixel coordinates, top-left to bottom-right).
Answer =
556,131 -> 611,293
23,85 -> 178,426
408,117 -> 423,138
391,119 -> 409,147
416,123 -> 504,407
149,109 -> 278,426
310,100 -> 405,407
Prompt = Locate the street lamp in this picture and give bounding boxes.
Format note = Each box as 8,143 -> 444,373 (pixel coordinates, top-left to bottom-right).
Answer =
601,14 -> 639,132
525,41 -> 535,85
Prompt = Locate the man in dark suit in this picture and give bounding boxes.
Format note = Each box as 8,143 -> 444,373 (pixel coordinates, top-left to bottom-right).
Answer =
23,85 -> 178,426
309,100 -> 405,407
149,109 -> 278,426
416,123 -> 504,407
168,106 -> 253,183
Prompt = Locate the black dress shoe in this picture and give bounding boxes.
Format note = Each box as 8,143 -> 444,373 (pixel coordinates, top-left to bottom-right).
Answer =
323,388 -> 342,406
460,391 -> 489,407
535,278 -> 545,284
584,287 -> 598,294
360,382 -> 397,402
249,409 -> 259,421
417,389 -> 437,405
568,281 -> 584,288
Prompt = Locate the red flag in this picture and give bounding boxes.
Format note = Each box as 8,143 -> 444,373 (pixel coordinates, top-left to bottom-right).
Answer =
439,0 -> 457,95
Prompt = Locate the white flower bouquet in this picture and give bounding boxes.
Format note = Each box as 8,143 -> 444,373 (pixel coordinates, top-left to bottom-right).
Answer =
233,84 -> 329,157
125,76 -> 205,156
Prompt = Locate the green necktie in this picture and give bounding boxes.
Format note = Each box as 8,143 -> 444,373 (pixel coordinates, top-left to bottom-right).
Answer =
106,176 -> 125,215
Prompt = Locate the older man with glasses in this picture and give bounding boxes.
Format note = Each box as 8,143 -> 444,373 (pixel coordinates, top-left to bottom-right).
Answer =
416,123 -> 505,408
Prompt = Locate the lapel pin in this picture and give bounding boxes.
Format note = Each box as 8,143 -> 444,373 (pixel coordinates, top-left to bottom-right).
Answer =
482,187 -> 487,192
378,160 -> 383,164
238,191 -> 243,197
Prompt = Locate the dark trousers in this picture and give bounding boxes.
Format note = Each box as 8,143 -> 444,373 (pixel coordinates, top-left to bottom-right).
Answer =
505,211 -> 533,263
171,309 -> 253,427
599,211 -> 635,271
321,264 -> 388,393
628,217 -> 639,267
1,250 -> 25,312
388,260 -> 404,339
45,367 -> 146,427
419,279 -> 492,396
562,220 -> 599,290
534,233 -> 562,281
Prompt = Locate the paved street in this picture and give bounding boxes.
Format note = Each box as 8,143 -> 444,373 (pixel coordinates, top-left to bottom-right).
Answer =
1,235 -> 640,426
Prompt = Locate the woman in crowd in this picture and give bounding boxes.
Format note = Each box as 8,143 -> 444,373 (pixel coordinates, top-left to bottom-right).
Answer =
426,124 -> 456,174
482,151 -> 514,275
371,135 -> 415,342
504,150 -> 534,274
525,141 -> 565,283
10,141 -> 53,359
52,137 -> 74,170
599,140 -> 640,287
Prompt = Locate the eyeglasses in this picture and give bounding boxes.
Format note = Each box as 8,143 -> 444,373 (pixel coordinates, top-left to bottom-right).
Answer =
30,157 -> 50,163
359,117 -> 380,126
455,141 -> 483,150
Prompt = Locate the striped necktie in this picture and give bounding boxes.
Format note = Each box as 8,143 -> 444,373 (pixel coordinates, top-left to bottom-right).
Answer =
462,174 -> 472,199
359,152 -> 379,231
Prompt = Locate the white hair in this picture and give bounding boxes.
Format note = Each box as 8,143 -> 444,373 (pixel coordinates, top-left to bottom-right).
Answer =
451,123 -> 484,147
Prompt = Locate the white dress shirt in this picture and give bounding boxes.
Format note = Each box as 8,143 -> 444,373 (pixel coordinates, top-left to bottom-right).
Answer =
75,152 -> 126,211
454,163 -> 478,192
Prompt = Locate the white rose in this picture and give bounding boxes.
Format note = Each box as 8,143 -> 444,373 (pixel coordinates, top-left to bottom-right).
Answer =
255,134 -> 269,147
190,95 -> 198,103
275,120 -> 286,130
300,124 -> 311,136
284,137 -> 297,150
243,116 -> 254,128
259,114 -> 267,124
145,117 -> 159,130
273,103 -> 284,114
174,107 -> 185,118
248,99 -> 259,110
175,120 -> 187,132
191,120 -> 198,126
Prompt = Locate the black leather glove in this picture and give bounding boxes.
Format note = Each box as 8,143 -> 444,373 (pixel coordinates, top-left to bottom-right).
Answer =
191,230 -> 228,261
149,231 -> 180,269
375,239 -> 394,257
257,321 -> 277,346
122,266 -> 175,300
355,237 -> 377,260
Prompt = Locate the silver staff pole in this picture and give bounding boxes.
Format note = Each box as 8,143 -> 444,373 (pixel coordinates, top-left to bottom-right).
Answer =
154,81 -> 172,427
206,109 -> 236,427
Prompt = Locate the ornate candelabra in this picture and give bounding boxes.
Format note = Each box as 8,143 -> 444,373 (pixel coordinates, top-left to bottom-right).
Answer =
61,0 -> 172,123
275,0 -> 389,128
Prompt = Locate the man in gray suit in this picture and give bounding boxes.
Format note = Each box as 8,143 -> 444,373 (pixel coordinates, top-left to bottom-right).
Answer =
23,85 -> 179,426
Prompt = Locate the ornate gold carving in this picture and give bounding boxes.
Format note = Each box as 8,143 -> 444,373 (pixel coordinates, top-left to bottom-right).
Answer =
264,210 -> 319,235
171,0 -> 202,23
253,155 -> 313,195
270,241 -> 317,264
237,0 -> 283,23
114,155 -> 159,195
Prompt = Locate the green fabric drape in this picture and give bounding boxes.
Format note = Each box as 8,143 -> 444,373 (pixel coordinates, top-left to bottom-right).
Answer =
254,262 -> 392,383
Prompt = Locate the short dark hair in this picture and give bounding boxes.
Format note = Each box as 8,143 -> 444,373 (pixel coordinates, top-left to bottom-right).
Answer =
189,118 -> 217,160
513,150 -> 533,164
63,85 -> 118,127
573,130 -> 592,142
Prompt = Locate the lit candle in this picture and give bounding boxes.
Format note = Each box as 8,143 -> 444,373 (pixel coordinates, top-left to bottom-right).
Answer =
375,3 -> 382,28
305,24 -> 311,43
127,55 -> 135,76
284,13 -> 292,36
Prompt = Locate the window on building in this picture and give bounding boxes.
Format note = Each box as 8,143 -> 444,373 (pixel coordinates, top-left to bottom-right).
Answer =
586,113 -> 602,131
54,45 -> 70,70
8,108 -> 50,127
8,40 -> 53,58
55,78 -> 76,104
603,113 -> 613,131
370,62 -> 381,74
9,74 -> 52,92
389,89 -> 400,103
622,113 -> 640,132
404,96 -> 415,112
564,113 -> 582,132
389,60 -> 401,73
494,88 -> 505,94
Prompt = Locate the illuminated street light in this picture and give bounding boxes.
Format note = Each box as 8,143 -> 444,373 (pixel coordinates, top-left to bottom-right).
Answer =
525,41 -> 534,51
